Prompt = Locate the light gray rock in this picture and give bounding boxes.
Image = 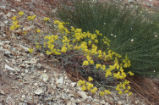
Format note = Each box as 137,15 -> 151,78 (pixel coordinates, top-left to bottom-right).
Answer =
34,88 -> 44,95
23,25 -> 34,31
18,102 -> 28,105
6,96 -> 15,105
6,12 -> 12,17
56,77 -> 64,84
71,82 -> 76,87
40,73 -> 49,82
5,64 -> 15,71
78,91 -> 88,100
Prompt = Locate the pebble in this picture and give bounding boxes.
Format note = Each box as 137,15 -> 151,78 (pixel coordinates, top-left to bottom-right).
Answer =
18,102 -> 28,105
56,77 -> 64,84
71,82 -> 76,87
6,12 -> 12,17
78,91 -> 88,100
34,88 -> 44,95
40,73 -> 49,82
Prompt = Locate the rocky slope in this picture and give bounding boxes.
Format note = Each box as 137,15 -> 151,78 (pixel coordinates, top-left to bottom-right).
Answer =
1,0 -> 156,104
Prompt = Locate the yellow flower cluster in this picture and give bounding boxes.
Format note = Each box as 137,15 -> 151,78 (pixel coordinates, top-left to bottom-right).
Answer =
44,35 -> 61,55
18,11 -> 24,16
77,77 -> 98,94
43,17 -> 50,21
35,42 -> 41,49
54,20 -> 70,34
36,29 -> 41,33
78,77 -> 111,96
27,15 -> 36,21
99,89 -> 111,96
122,54 -> 131,68
115,80 -> 132,96
28,48 -> 34,53
10,16 -> 20,31
82,55 -> 94,66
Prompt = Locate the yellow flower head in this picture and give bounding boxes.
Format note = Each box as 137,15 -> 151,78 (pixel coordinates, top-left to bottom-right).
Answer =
27,15 -> 36,21
81,85 -> 87,91
96,64 -> 101,69
11,16 -> 17,21
104,90 -> 111,94
89,60 -> 94,65
36,29 -> 41,33
99,91 -> 105,96
28,48 -> 34,53
86,82 -> 93,90
82,60 -> 89,66
61,46 -> 67,53
18,11 -> 24,16
88,76 -> 93,82
128,92 -> 132,96
128,71 -> 134,76
43,17 -> 50,21
90,87 -> 97,94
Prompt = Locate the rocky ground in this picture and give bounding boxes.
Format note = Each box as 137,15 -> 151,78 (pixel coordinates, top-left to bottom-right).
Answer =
0,0 -> 158,105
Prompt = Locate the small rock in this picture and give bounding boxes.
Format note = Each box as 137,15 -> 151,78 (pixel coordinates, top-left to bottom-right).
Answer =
25,69 -> 28,73
34,88 -> 44,95
56,77 -> 64,84
30,58 -> 37,64
71,82 -> 76,87
34,82 -> 38,86
78,91 -> 88,100
0,22 -> 5,27
6,96 -> 15,105
37,63 -> 42,69
40,73 -> 49,82
5,64 -> 15,71
117,101 -> 122,105
67,101 -> 76,105
6,12 -> 12,17
4,49 -> 12,57
19,45 -> 29,52
0,89 -> 5,95
23,25 -> 34,31
100,100 -> 106,104
18,102 -> 28,105
0,5 -> 6,9
11,9 -> 16,12
21,94 -> 25,100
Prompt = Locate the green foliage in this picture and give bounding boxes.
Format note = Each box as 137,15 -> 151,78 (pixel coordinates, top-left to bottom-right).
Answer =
57,0 -> 159,77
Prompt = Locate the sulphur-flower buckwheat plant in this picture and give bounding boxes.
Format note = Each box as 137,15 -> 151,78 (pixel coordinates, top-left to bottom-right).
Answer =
9,11 -> 134,98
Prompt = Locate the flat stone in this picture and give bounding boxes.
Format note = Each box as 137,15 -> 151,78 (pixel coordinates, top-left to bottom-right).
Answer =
5,64 -> 15,71
34,88 -> 44,95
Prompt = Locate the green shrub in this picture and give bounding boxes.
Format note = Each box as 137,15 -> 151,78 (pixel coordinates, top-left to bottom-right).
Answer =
58,0 -> 159,77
